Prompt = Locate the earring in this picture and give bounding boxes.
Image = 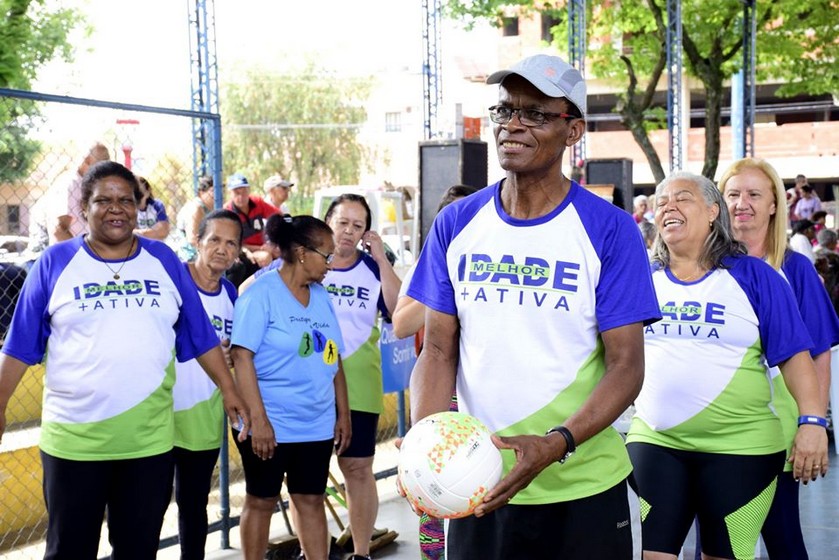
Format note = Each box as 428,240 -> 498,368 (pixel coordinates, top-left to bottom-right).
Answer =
299,259 -> 305,264
709,221 -> 713,228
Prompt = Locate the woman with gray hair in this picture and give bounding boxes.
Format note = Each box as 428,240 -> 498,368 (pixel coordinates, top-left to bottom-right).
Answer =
626,171 -> 828,560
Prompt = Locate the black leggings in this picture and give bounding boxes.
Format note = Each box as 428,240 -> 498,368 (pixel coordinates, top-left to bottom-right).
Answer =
761,470 -> 808,559
41,450 -> 174,560
174,446 -> 220,560
627,442 -> 784,558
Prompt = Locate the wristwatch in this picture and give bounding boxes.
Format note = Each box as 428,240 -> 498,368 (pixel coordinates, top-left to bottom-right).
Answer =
545,425 -> 576,464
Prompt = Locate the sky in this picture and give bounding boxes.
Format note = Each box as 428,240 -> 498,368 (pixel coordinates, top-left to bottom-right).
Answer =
30,0 -> 497,170
34,0 -> 479,108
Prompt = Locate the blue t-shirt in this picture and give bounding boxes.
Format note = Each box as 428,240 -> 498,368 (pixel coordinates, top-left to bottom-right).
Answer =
771,250 -> 839,464
231,271 -> 345,443
781,250 -> 839,356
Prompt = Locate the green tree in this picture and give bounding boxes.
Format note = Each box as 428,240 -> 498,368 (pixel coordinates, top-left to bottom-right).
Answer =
445,0 -> 839,180
0,0 -> 84,182
221,63 -> 372,203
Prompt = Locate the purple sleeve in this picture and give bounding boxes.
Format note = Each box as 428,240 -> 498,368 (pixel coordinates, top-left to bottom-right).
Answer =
782,251 -> 839,355
573,188 -> 661,330
730,255 -> 814,367
152,199 -> 169,222
221,277 -> 238,305
360,252 -> 390,319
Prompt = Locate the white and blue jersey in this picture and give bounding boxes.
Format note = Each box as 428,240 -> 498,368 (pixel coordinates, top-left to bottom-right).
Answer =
323,253 -> 388,414
628,255 -> 814,454
173,264 -> 237,451
231,271 -> 345,443
136,199 -> 168,230
2,236 -> 219,460
407,180 -> 660,505
770,250 -> 839,468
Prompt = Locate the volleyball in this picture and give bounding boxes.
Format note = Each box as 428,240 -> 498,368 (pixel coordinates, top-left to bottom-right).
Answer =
398,411 -> 503,519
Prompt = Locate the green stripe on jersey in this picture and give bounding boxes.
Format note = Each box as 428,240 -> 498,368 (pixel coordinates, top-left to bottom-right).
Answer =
40,360 -> 176,460
174,388 -> 223,451
628,340 -> 785,454
497,338 -> 632,504
344,326 -> 383,413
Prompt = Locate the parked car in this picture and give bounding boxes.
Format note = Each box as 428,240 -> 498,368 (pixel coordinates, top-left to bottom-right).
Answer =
0,235 -> 36,268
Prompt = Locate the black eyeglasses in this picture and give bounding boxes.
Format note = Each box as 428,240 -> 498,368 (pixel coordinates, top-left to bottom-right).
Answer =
488,105 -> 575,127
304,246 -> 334,264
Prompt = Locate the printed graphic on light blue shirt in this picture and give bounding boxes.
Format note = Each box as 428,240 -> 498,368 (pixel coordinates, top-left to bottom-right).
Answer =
231,272 -> 345,443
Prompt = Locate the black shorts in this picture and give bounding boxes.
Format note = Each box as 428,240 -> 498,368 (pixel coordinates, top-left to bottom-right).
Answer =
339,410 -> 379,458
233,430 -> 334,498
446,478 -> 634,559
627,442 -> 784,558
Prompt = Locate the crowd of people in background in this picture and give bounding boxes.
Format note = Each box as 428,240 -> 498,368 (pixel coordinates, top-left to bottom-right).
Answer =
634,170 -> 839,318
2,53 -> 839,560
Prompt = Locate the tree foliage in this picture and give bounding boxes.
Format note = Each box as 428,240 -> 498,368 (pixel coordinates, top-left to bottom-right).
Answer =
0,0 -> 84,182
444,0 -> 839,180
221,63 -> 372,203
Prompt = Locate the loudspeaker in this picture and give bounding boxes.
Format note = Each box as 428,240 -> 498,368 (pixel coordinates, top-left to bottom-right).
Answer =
418,139 -> 488,244
585,158 -> 634,212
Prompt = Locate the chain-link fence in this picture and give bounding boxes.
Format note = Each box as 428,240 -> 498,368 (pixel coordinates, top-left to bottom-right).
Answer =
0,89 -> 410,558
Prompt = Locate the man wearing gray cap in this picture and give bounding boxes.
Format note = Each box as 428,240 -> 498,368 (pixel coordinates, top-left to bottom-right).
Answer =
406,54 -> 659,558
263,175 -> 294,214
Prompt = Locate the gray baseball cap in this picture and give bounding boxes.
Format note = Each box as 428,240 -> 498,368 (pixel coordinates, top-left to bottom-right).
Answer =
486,54 -> 587,118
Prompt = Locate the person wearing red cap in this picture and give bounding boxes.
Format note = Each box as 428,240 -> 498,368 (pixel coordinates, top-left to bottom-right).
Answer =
223,173 -> 279,286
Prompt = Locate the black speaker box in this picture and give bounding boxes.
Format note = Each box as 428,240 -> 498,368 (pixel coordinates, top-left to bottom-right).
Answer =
418,139 -> 488,244
585,158 -> 634,212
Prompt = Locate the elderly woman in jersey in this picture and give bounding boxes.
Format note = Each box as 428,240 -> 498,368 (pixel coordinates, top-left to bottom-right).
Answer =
718,158 -> 839,559
323,193 -> 402,560
625,171 -> 828,560
173,208 -> 243,560
231,214 -> 351,560
0,161 -> 249,559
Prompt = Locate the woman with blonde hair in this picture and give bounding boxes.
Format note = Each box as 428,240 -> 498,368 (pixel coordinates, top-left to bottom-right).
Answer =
718,158 -> 839,559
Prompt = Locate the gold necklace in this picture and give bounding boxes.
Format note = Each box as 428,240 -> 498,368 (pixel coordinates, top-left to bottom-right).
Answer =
671,265 -> 706,283
87,236 -> 136,280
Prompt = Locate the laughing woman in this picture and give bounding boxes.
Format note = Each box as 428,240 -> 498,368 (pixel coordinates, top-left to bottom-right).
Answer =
626,172 -> 828,560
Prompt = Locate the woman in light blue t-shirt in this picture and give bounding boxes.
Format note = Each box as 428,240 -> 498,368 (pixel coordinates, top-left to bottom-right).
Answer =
231,214 -> 350,560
